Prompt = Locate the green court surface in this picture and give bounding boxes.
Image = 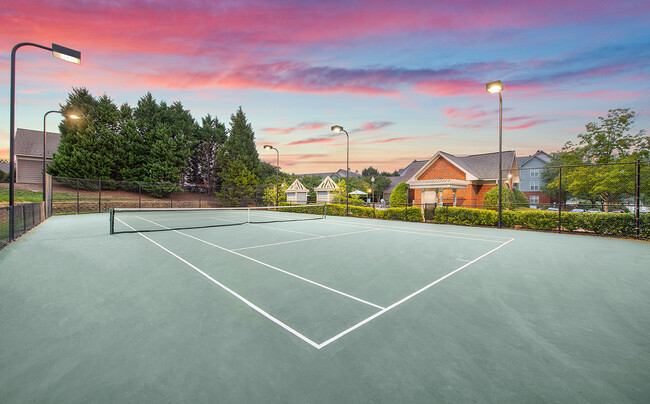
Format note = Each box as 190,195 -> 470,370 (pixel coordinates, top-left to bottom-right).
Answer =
1,212 -> 649,403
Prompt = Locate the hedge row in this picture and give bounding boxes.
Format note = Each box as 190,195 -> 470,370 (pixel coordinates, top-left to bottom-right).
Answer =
426,206 -> 650,238
277,203 -> 648,238
325,204 -> 423,222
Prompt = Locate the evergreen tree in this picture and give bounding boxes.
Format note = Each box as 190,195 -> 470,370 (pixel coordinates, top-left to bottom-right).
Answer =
222,107 -> 259,175
220,160 -> 258,206
389,182 -> 409,205
49,88 -> 123,184
188,114 -> 226,190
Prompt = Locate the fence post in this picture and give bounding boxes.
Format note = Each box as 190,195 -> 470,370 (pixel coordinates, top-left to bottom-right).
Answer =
98,179 -> 102,213
138,182 -> 141,209
76,179 -> 80,214
558,167 -> 562,233
634,159 -> 641,238
22,204 -> 26,234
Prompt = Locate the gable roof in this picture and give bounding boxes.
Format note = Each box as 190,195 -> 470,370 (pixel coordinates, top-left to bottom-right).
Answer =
15,128 -> 61,158
517,150 -> 551,167
286,178 -> 308,192
0,161 -> 9,174
383,159 -> 428,193
408,150 -> 517,183
314,176 -> 339,191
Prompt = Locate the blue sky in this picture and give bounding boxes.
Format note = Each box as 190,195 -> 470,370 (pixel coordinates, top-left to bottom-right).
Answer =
1,0 -> 649,173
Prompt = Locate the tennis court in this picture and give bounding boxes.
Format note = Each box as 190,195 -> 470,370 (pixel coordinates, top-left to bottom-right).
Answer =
1,209 -> 649,402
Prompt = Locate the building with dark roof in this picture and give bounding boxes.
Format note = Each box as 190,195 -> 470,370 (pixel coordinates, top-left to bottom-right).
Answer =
382,159 -> 428,201
14,128 -> 61,184
297,169 -> 361,179
405,150 -> 519,206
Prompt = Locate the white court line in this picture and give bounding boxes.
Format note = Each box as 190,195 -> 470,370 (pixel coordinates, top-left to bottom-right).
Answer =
116,218 -> 321,348
325,216 -> 514,240
315,237 -> 516,349
321,219 -> 505,243
118,216 -> 515,350
233,228 -> 379,251
134,216 -> 385,311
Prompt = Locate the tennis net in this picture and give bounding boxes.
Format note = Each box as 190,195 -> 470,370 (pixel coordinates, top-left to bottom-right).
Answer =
110,204 -> 327,234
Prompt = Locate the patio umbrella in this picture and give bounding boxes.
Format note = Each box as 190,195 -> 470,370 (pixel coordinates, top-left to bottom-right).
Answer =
348,190 -> 368,195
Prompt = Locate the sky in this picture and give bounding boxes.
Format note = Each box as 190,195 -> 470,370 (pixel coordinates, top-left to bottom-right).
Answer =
1,0 -> 649,174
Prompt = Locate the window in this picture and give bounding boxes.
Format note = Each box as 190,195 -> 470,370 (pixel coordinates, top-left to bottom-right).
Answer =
530,195 -> 539,204
530,181 -> 539,191
530,168 -> 540,177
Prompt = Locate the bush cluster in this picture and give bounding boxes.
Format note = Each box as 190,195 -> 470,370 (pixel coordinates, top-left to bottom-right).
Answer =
425,206 -> 649,238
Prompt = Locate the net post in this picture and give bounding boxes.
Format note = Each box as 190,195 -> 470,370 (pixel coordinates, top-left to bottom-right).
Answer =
98,179 -> 102,213
323,203 -> 327,219
109,208 -> 114,235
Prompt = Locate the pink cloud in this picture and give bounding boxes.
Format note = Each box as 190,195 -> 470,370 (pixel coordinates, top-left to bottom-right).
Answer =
286,137 -> 335,146
357,122 -> 395,132
262,122 -> 327,135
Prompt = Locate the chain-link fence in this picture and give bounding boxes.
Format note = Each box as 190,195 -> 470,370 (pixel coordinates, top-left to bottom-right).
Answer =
1,202 -> 45,250
418,159 -> 650,239
49,176 -> 275,215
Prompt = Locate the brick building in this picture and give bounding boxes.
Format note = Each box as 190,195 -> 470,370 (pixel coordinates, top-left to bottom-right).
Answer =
406,151 -> 518,206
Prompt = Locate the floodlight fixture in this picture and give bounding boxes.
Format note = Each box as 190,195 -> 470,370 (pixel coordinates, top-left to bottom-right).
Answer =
9,41 -> 81,241
486,80 -> 504,94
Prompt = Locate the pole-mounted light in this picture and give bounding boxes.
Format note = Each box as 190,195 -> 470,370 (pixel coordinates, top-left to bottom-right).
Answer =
263,145 -> 280,206
9,42 -> 81,241
486,80 -> 504,228
331,125 -> 350,215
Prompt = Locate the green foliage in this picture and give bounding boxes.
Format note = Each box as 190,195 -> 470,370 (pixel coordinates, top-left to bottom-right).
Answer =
262,182 -> 288,206
513,188 -> 529,207
424,205 -> 649,238
219,160 -> 259,206
49,88 -> 123,182
0,169 -> 9,183
222,107 -> 259,176
362,173 -> 391,202
323,203 -> 423,222
389,181 -> 408,205
188,114 -> 226,189
482,186 -> 517,210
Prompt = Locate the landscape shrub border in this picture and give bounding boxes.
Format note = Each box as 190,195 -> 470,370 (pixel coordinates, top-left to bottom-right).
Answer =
425,206 -> 649,238
276,203 -> 648,238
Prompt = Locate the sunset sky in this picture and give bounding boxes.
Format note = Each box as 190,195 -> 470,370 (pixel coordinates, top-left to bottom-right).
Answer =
1,0 -> 649,174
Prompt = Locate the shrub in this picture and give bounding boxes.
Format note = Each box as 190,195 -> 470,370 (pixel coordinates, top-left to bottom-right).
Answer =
389,182 -> 408,205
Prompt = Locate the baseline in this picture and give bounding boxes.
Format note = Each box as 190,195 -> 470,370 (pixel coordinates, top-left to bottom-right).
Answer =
315,237 -> 515,349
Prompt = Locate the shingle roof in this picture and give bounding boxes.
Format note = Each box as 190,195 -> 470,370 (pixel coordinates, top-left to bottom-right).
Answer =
384,159 -> 427,193
451,150 -> 517,180
517,150 -> 550,168
0,161 -> 9,174
15,128 -> 61,158
298,169 -> 361,179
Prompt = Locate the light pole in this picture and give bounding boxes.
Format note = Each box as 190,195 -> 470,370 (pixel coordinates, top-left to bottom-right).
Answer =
9,42 -> 81,240
331,125 -> 349,215
263,145 -> 279,206
43,111 -> 80,200
371,176 -> 375,206
486,80 -> 504,228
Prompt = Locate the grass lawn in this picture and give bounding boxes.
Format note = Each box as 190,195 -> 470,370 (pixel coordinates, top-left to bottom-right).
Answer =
0,187 -> 78,203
